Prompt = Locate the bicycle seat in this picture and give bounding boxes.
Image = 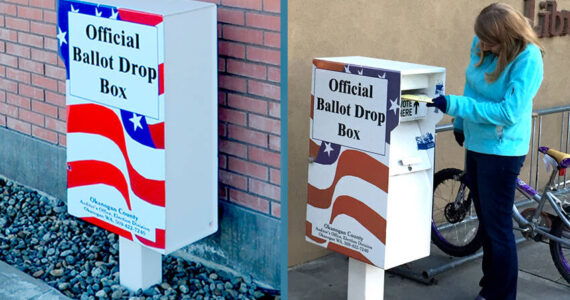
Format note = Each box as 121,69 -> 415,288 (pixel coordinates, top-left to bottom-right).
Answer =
539,146 -> 570,169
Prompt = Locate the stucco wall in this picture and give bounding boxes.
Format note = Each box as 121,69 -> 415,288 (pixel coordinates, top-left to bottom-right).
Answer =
288,0 -> 570,266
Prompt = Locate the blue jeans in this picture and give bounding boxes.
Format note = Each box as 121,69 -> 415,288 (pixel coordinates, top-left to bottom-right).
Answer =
465,150 -> 525,300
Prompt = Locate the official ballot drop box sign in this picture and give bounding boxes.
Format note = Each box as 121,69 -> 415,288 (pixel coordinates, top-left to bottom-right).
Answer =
306,57 -> 444,269
58,0 -> 217,254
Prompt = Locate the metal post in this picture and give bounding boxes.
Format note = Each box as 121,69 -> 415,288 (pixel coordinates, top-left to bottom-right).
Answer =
530,114 -> 537,185
559,113 -> 565,188
119,237 -> 162,291
535,116 -> 543,190
566,112 -> 570,189
347,258 -> 384,300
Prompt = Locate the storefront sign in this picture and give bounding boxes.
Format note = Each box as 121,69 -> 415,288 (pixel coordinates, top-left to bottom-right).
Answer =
525,0 -> 570,38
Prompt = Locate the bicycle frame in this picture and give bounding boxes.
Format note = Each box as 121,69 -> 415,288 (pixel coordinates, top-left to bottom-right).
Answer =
513,166 -> 570,247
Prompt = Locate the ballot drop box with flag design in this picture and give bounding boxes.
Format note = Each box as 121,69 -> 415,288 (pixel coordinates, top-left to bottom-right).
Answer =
59,0 -> 217,255
307,57 -> 444,269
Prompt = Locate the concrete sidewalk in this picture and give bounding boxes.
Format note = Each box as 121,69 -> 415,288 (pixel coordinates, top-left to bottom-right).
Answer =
0,261 -> 71,299
289,241 -> 570,300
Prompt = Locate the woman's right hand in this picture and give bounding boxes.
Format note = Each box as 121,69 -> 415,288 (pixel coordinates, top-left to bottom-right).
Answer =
453,130 -> 465,147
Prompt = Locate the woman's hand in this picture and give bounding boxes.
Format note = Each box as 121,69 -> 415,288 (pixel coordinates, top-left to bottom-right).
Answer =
426,95 -> 447,113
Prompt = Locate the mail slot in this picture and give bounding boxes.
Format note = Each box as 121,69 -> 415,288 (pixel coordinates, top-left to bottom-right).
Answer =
306,56 -> 444,269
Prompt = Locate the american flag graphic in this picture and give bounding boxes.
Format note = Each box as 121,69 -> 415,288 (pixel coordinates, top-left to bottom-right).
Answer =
59,0 -> 166,250
306,60 -> 400,267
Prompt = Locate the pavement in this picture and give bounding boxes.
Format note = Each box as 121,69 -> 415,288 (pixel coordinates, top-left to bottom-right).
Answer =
0,261 -> 71,299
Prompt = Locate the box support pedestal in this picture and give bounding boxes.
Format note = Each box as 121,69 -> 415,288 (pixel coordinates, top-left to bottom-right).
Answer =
347,258 -> 384,300
119,237 -> 162,291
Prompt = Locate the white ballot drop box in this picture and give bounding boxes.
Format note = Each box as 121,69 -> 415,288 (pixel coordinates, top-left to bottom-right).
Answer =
59,0 -> 217,255
306,56 -> 444,269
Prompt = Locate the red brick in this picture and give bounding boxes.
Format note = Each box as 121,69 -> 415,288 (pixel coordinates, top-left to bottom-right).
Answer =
58,81 -> 65,93
219,91 -> 227,105
221,0 -> 262,10
0,115 -> 5,127
246,45 -> 280,65
0,3 -> 17,16
6,17 -> 30,31
218,7 -> 244,25
45,65 -> 66,80
219,123 -> 227,137
32,100 -> 57,117
228,156 -> 268,180
219,41 -> 245,59
6,67 -> 30,84
220,140 -> 247,158
0,15 -> 4,27
201,0 -> 220,4
229,189 -> 269,214
0,54 -> 18,67
222,25 -> 263,45
0,41 -> 4,53
269,134 -> 280,151
220,170 -> 248,190
7,93 -> 31,109
44,37 -> 58,51
32,74 -> 57,91
17,6 -> 43,21
263,0 -> 280,13
227,59 -> 266,80
228,124 -> 267,147
218,57 -> 226,72
30,22 -> 56,36
227,93 -> 267,114
45,91 -> 65,106
19,108 -> 43,125
6,43 -> 31,58
57,107 -> 66,121
249,178 -> 280,200
31,49 -> 58,65
18,32 -> 43,48
271,201 -> 280,218
0,28 -> 18,42
268,66 -> 280,82
248,80 -> 279,100
0,103 -> 18,117
46,117 -> 65,133
19,58 -> 43,73
249,146 -> 280,167
0,78 -> 18,93
32,125 -> 57,143
6,0 -> 29,5
219,74 -> 247,93
0,91 -> 5,102
7,117 -> 31,134
30,0 -> 55,9
264,32 -> 280,48
268,101 -> 280,117
219,154 -> 228,169
249,114 -> 279,134
246,12 -> 280,31
219,107 -> 247,126
43,10 -> 57,24
19,84 -> 44,100
58,133 -> 66,146
270,167 -> 280,185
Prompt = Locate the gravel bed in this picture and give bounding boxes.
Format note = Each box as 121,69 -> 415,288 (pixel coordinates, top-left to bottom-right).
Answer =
0,178 -> 278,299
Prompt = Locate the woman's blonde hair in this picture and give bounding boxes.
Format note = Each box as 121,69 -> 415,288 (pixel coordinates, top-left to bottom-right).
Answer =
474,2 -> 545,82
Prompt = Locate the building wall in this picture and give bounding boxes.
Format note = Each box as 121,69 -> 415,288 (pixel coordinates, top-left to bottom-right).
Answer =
0,0 -> 282,288
288,0 -> 570,266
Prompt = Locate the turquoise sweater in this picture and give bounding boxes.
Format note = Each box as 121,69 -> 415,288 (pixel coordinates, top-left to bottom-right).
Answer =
446,36 -> 543,156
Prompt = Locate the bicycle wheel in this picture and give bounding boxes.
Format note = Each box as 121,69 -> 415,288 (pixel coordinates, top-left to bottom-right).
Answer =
432,168 -> 483,257
549,217 -> 570,284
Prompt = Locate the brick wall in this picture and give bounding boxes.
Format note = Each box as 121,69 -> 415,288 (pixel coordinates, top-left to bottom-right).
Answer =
0,0 -> 282,219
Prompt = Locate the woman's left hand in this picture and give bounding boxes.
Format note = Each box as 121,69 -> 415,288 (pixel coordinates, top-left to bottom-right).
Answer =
426,95 -> 447,113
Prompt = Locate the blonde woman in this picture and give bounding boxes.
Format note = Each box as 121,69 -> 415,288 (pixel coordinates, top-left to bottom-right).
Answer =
427,3 -> 544,300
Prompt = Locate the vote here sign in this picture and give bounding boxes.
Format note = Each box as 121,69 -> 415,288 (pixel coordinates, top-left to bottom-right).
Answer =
68,9 -> 161,119
312,69 -> 388,155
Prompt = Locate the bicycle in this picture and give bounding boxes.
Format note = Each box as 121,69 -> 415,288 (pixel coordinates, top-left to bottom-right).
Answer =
430,146 -> 570,283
